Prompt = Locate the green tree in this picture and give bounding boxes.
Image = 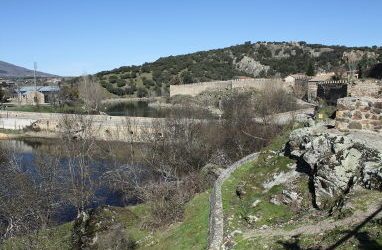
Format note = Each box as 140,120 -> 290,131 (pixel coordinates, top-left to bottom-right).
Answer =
0,88 -> 5,101
181,71 -> 193,84
117,79 -> 126,87
109,75 -> 118,84
306,61 -> 315,76
143,79 -> 155,87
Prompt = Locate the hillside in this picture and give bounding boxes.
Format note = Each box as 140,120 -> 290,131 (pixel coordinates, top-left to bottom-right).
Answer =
219,123 -> 382,249
95,41 -> 382,97
0,60 -> 56,78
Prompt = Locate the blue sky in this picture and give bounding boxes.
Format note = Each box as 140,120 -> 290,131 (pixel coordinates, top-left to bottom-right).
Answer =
1,0 -> 381,76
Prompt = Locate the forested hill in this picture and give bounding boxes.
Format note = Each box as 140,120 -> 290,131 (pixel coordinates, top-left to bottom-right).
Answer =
95,41 -> 382,97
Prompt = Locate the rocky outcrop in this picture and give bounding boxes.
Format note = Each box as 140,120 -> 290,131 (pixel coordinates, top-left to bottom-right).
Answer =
234,56 -> 270,77
72,207 -> 136,250
342,50 -> 379,64
286,125 -> 382,211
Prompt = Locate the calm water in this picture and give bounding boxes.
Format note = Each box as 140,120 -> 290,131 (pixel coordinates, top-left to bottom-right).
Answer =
105,101 -> 216,119
0,138 -> 153,223
105,101 -> 161,117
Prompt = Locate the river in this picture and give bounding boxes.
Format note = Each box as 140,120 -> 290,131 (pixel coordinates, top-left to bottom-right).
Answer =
104,100 -> 216,119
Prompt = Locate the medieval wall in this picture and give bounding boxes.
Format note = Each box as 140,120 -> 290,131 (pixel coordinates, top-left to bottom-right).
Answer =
348,81 -> 382,98
169,78 -> 284,97
336,97 -> 382,133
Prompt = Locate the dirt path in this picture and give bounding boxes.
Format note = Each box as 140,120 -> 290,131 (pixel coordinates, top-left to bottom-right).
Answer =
243,200 -> 382,239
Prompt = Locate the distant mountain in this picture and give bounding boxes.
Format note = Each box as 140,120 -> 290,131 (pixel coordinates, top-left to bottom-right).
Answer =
0,60 -> 56,78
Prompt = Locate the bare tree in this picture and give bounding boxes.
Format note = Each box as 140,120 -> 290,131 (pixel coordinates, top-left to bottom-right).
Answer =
0,148 -> 42,241
58,114 -> 99,214
78,75 -> 105,113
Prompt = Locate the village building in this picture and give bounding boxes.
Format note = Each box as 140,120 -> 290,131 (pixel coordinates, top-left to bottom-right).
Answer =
306,73 -> 336,102
284,73 -> 308,84
18,90 -> 45,105
16,85 -> 60,105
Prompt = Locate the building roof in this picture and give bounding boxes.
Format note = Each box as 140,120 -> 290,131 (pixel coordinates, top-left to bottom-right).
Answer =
23,90 -> 45,95
18,85 -> 60,93
39,86 -> 60,92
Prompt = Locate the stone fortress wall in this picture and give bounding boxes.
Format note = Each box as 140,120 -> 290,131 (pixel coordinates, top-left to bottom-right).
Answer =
348,81 -> 382,98
169,78 -> 284,97
336,97 -> 382,133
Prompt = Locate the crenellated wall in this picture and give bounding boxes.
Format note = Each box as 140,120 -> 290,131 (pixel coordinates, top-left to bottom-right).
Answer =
169,78 -> 284,97
336,97 -> 382,133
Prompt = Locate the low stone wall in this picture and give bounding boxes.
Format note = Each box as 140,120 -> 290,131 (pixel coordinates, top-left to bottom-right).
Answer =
0,111 -> 166,142
208,153 -> 259,250
170,78 -> 284,97
348,81 -> 382,98
336,97 -> 382,133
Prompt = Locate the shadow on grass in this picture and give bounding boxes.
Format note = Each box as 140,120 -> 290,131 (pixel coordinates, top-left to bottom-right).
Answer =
277,204 -> 382,250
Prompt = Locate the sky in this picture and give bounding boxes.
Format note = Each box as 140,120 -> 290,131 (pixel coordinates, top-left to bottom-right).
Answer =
1,0 -> 381,76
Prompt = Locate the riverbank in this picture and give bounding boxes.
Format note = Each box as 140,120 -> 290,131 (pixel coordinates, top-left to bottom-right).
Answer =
0,130 -> 60,141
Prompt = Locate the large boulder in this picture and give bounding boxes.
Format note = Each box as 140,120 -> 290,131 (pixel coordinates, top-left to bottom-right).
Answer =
286,125 -> 382,210
234,56 -> 270,77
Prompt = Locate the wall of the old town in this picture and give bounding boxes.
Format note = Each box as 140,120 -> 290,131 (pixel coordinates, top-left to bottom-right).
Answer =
169,78 -> 284,97
336,97 -> 382,133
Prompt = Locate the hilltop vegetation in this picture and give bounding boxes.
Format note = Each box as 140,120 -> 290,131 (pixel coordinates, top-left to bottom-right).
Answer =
94,41 -> 382,97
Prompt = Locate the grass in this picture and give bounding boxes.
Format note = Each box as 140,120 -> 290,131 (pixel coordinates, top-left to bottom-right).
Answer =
220,124 -> 382,249
233,224 -> 382,250
286,220 -> 382,250
222,129 -> 296,232
149,191 -> 210,250
222,154 -> 295,231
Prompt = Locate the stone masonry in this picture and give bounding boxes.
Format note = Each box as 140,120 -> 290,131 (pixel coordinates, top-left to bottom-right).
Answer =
170,78 -> 284,97
336,97 -> 382,133
348,81 -> 382,98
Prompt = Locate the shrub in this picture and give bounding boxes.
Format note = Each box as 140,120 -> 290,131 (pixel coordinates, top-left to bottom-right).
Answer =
143,79 -> 155,87
108,75 -> 118,84
137,87 -> 148,98
117,79 -> 126,87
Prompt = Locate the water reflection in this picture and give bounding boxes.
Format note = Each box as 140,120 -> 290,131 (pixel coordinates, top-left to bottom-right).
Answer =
105,101 -> 216,119
0,138 -> 153,223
